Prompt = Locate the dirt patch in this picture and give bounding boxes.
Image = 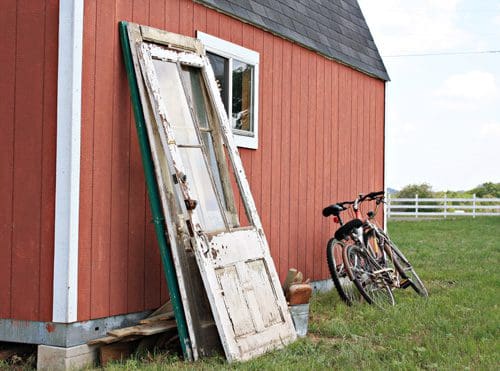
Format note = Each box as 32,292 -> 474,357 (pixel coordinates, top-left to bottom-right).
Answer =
307,333 -> 344,345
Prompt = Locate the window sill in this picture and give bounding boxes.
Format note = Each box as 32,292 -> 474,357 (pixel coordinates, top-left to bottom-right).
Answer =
233,133 -> 258,149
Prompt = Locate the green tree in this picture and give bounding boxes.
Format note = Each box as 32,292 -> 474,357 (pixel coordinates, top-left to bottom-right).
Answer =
469,182 -> 500,198
396,183 -> 435,198
395,183 -> 436,213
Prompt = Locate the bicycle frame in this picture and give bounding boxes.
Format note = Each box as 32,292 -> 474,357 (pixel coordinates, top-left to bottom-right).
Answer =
354,194 -> 399,286
353,194 -> 383,259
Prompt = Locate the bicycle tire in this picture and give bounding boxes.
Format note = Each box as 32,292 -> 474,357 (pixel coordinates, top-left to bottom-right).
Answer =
343,243 -> 395,308
383,239 -> 428,297
326,238 -> 359,305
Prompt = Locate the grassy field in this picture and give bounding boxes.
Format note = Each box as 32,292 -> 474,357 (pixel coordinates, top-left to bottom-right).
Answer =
1,218 -> 497,370
92,217 -> 500,370
92,217 -> 499,370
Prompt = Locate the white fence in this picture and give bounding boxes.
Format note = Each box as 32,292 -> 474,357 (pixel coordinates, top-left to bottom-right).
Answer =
387,194 -> 500,219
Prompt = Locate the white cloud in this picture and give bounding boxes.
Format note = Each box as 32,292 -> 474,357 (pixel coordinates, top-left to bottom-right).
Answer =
434,71 -> 498,100
480,122 -> 500,138
362,1 -> 500,191
358,0 -> 473,55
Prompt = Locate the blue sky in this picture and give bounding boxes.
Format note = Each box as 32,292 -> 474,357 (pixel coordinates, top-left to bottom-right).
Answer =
358,0 -> 500,191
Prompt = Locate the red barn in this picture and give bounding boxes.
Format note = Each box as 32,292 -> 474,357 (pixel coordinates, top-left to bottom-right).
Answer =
0,0 -> 388,366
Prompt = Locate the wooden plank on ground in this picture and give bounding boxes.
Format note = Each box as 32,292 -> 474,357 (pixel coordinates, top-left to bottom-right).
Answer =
139,311 -> 174,324
87,336 -> 120,346
148,300 -> 172,318
107,320 -> 176,338
88,334 -> 141,346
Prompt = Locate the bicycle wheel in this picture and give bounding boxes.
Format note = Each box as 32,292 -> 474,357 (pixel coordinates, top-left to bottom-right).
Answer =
326,238 -> 359,305
343,244 -> 395,308
384,238 -> 428,297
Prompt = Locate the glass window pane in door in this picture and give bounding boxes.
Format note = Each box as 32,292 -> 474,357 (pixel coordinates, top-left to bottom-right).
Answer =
200,131 -> 226,209
152,60 -> 199,145
181,66 -> 227,210
181,66 -> 209,129
178,148 -> 225,232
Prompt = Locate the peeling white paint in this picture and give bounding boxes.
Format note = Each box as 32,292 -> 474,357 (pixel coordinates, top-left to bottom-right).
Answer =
146,44 -> 204,67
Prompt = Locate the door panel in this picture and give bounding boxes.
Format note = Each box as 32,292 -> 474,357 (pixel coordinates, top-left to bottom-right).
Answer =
203,229 -> 293,361
215,266 -> 255,337
247,259 -> 283,327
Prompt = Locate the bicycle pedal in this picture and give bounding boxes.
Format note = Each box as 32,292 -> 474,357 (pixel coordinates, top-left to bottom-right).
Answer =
400,278 -> 412,289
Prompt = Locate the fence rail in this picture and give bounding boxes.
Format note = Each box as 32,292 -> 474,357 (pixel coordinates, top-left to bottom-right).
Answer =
387,194 -> 500,218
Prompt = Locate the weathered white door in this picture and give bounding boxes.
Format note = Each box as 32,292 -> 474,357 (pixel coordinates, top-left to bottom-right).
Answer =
135,29 -> 296,362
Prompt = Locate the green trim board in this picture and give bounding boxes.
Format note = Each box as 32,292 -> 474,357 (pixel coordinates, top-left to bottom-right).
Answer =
118,21 -> 192,361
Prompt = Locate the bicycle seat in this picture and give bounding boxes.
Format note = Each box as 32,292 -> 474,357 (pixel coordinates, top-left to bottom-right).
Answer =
322,204 -> 344,217
334,219 -> 363,240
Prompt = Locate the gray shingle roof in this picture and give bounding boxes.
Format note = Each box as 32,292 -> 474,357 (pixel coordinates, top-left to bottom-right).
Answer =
195,0 -> 389,81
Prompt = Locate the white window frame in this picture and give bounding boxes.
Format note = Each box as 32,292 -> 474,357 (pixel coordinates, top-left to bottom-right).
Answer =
197,31 -> 259,149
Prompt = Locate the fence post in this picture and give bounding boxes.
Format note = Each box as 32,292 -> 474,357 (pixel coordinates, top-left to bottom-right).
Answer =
387,193 -> 391,219
415,194 -> 419,218
444,193 -> 447,219
473,193 -> 476,218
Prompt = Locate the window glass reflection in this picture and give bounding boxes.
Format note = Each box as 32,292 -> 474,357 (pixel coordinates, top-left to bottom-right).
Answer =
232,60 -> 253,133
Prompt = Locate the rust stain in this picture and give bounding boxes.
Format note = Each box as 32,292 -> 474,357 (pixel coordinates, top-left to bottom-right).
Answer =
45,323 -> 55,333
211,248 -> 218,259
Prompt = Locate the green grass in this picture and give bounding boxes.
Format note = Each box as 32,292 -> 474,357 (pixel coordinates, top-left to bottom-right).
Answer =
100,217 -> 500,370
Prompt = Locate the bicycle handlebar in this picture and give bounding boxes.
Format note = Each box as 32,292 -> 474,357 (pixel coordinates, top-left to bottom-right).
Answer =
359,191 -> 385,202
323,191 -> 385,218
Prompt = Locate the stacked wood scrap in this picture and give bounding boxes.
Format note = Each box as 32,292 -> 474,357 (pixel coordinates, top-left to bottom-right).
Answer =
283,268 -> 312,305
87,301 -> 178,366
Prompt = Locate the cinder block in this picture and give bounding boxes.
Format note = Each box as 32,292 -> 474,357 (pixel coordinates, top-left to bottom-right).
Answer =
37,344 -> 98,370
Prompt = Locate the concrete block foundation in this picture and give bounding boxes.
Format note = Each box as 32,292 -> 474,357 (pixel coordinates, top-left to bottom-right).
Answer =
37,344 -> 98,370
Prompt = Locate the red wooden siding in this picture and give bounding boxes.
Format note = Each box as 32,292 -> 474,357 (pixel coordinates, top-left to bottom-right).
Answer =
78,0 -> 385,320
0,0 -> 58,321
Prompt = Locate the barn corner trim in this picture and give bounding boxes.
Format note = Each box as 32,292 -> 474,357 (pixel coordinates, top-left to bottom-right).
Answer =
53,0 -> 85,323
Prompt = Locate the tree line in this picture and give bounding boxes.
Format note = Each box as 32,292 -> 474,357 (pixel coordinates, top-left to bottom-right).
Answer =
392,182 -> 500,213
395,182 -> 500,199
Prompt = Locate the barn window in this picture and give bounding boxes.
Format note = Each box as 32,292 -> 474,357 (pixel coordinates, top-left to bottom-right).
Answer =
197,31 -> 259,149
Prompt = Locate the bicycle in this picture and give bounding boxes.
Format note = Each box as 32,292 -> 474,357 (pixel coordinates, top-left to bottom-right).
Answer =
323,191 -> 428,307
362,195 -> 428,298
323,191 -> 394,307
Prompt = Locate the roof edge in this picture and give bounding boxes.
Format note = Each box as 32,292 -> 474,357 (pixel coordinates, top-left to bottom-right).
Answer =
193,0 -> 390,81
